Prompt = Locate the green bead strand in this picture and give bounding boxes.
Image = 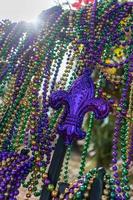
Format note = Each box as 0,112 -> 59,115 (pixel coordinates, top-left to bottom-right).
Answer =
63,145 -> 72,183
78,73 -> 104,177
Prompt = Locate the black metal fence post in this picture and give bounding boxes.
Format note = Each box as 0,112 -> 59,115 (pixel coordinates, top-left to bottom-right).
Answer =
40,136 -> 67,200
88,167 -> 106,200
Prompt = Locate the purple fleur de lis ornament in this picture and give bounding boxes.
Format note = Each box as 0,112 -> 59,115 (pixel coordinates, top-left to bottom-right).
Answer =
50,69 -> 110,145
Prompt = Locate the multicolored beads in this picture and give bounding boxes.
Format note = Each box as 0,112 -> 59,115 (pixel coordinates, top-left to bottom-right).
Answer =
0,0 -> 132,200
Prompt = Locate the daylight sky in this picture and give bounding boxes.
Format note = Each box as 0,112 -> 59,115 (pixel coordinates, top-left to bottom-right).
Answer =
0,0 -> 77,22
0,0 -> 57,22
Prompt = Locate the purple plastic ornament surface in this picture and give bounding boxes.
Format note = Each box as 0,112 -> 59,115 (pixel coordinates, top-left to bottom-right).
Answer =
50,69 -> 110,144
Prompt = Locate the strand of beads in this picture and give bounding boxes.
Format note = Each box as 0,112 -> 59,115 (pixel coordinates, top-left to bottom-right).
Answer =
119,56 -> 132,200
63,146 -> 72,183
49,38 -> 71,93
18,105 -> 31,148
3,105 -> 24,150
73,173 -> 96,199
55,42 -> 82,90
101,174 -> 111,200
128,129 -> 133,165
0,70 -> 18,121
58,168 -> 97,200
78,72 -> 104,177
120,120 -> 130,199
111,62 -> 131,200
0,23 -> 19,56
0,73 -> 20,149
127,79 -> 133,123
127,79 -> 133,164
41,173 -> 58,199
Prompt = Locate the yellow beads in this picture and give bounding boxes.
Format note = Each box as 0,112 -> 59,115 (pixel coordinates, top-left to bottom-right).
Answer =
105,67 -> 117,75
113,46 -> 124,58
120,17 -> 128,26
51,190 -> 58,197
105,58 -> 111,64
78,44 -> 84,53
